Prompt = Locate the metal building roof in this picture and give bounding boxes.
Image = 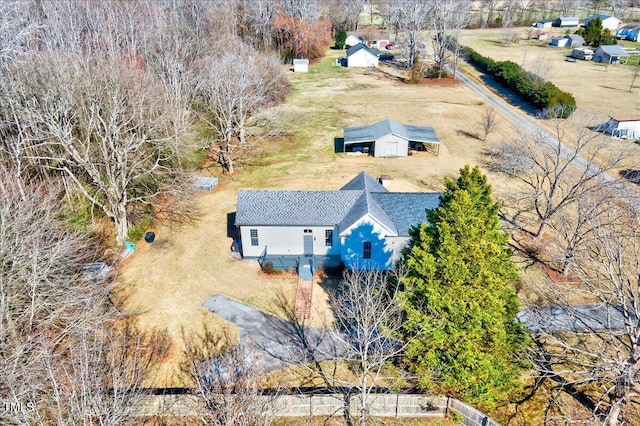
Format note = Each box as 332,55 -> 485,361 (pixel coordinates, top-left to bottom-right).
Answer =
344,118 -> 440,144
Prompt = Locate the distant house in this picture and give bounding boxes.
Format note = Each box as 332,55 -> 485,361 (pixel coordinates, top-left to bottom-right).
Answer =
532,20 -> 553,28
616,23 -> 640,42
537,31 -> 549,41
598,115 -> 640,139
234,171 -> 441,271
550,34 -> 584,47
594,45 -> 630,64
293,58 -> 309,73
370,34 -> 391,49
584,14 -> 622,31
343,118 -> 440,157
345,33 -> 365,47
346,44 -> 379,68
346,31 -> 391,49
553,16 -> 580,27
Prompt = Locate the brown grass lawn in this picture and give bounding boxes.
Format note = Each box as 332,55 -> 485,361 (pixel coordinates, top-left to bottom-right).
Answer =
459,27 -> 640,115
115,40 -> 624,388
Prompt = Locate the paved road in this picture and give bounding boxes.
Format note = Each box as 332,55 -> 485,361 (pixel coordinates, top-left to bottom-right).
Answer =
203,295 -> 346,372
453,67 -> 623,189
517,304 -> 634,334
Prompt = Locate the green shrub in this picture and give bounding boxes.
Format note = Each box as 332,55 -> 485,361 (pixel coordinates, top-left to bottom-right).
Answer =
462,45 -> 576,117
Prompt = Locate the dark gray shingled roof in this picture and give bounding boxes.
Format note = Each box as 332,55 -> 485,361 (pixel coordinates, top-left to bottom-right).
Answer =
371,192 -> 441,236
338,191 -> 397,234
344,119 -> 440,144
235,172 -> 441,236
235,190 -> 361,226
340,171 -> 388,192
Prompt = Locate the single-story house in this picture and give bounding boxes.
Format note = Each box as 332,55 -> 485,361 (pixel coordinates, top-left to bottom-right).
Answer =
616,23 -> 640,42
345,33 -> 365,47
346,44 -> 379,68
343,118 -> 440,157
584,14 -> 622,31
550,34 -> 584,47
293,58 -> 309,73
553,16 -> 580,27
593,44 -> 630,64
598,115 -> 640,139
234,171 -> 441,270
370,34 -> 391,49
346,31 -> 391,49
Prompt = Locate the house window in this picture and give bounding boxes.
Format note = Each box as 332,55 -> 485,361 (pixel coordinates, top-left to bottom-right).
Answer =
304,229 -> 312,234
363,241 -> 372,259
325,230 -> 333,247
250,229 -> 259,246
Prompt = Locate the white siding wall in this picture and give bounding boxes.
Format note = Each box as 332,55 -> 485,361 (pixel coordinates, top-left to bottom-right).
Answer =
373,134 -> 409,157
347,50 -> 379,68
240,225 -> 339,258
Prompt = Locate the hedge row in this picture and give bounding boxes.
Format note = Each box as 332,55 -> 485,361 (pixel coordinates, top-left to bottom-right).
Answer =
462,46 -> 576,118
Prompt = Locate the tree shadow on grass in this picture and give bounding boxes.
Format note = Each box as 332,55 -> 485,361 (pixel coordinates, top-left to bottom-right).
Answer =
457,129 -> 481,140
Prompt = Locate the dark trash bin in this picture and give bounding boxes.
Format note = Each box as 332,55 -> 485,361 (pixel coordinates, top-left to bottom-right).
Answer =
144,231 -> 156,243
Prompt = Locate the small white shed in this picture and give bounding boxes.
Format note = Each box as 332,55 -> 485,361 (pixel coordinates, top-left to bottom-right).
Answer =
293,58 -> 309,73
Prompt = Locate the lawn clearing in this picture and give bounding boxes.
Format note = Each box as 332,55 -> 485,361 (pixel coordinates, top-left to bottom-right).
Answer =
116,46 -> 550,387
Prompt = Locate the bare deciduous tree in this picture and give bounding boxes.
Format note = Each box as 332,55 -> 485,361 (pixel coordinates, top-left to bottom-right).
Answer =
184,332 -> 278,426
388,0 -> 432,69
196,41 -> 288,174
1,55 -> 189,245
480,106 -> 499,141
0,169 -> 166,425
331,268 -> 407,426
527,205 -> 640,426
429,0 -> 470,78
491,115 -> 626,239
271,267 -> 407,426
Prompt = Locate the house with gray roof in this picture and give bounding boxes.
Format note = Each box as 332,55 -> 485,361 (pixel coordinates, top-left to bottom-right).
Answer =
343,118 -> 440,157
234,171 -> 440,270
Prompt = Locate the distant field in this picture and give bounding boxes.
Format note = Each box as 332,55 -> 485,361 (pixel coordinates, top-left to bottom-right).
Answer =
459,27 -> 640,116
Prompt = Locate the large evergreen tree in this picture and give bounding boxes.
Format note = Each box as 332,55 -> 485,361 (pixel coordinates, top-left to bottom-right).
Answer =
580,17 -> 616,48
400,165 -> 528,408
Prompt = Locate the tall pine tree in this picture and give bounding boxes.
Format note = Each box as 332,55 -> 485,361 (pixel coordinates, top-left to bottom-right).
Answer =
401,165 -> 528,408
